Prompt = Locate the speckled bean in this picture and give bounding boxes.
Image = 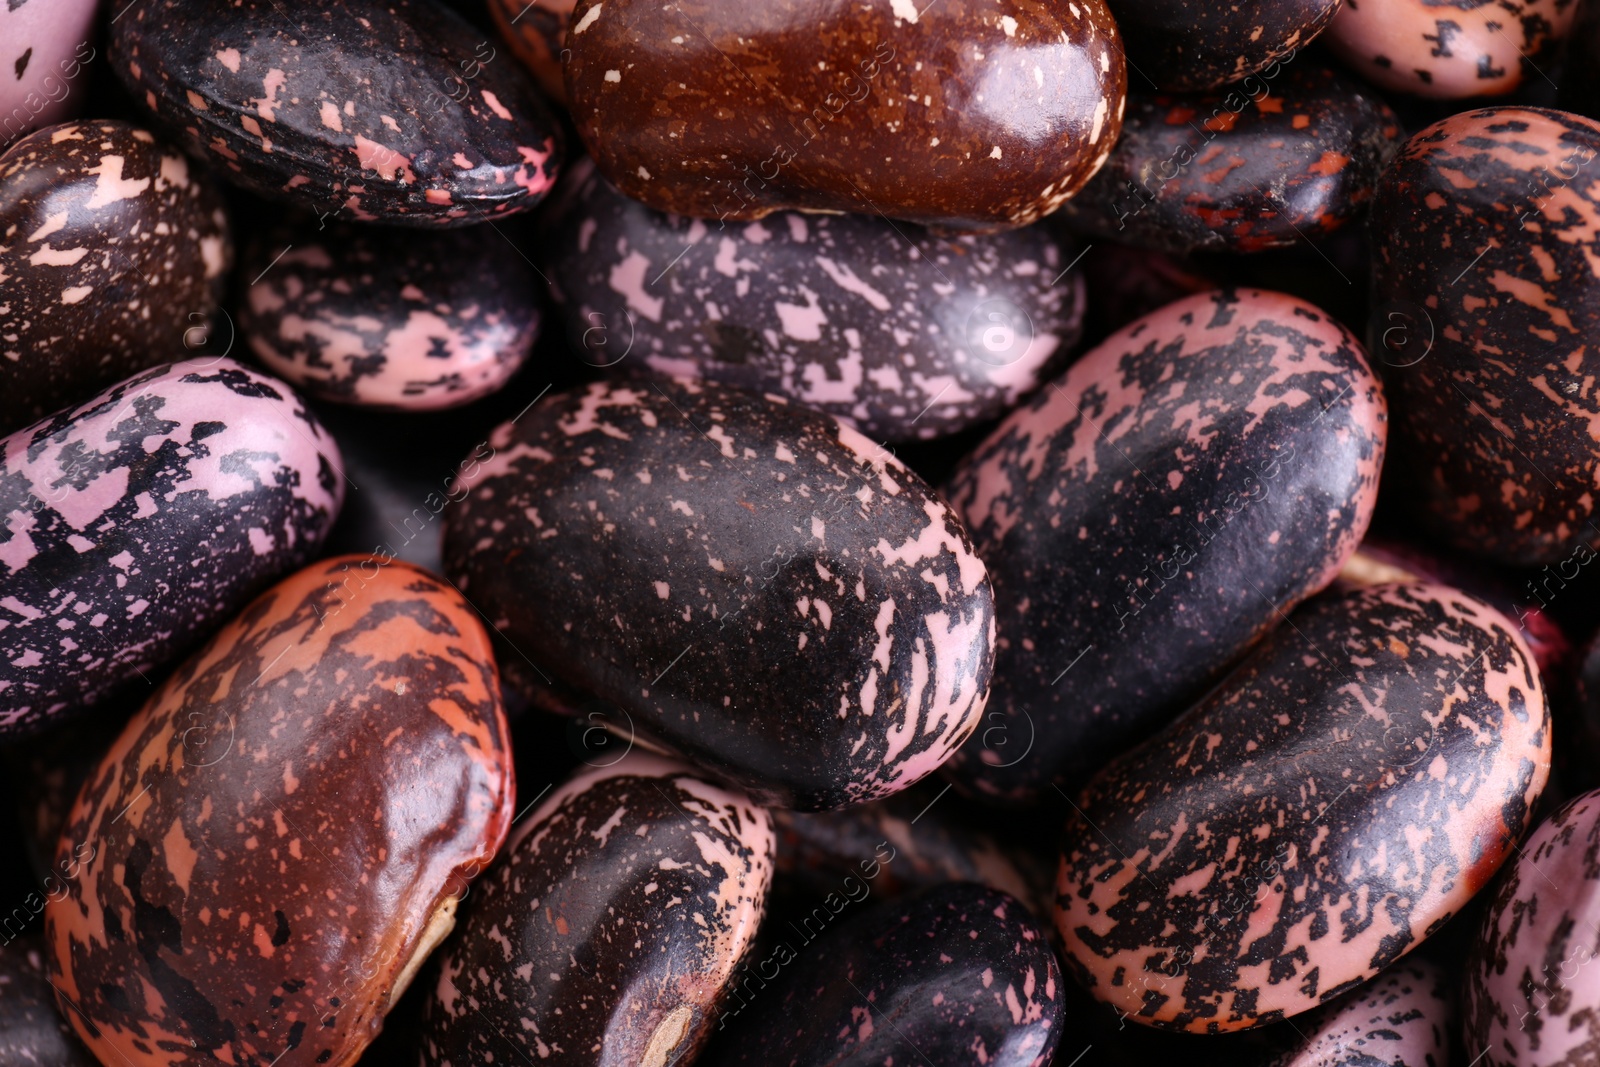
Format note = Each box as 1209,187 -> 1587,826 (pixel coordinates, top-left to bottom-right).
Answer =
548,161 -> 1085,441
700,882 -> 1064,1067
1056,581 -> 1549,1032
0,121 -> 232,433
240,219 -> 540,411
564,0 -> 1126,232
421,751 -> 773,1067
0,359 -> 343,733
1370,107 -> 1600,566
109,0 -> 563,226
1466,788 -> 1600,1064
43,555 -> 514,1067
442,379 -> 996,811
941,288 -> 1386,804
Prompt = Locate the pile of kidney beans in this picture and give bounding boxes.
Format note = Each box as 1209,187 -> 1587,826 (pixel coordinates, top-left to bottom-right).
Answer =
4,0 -> 1600,1060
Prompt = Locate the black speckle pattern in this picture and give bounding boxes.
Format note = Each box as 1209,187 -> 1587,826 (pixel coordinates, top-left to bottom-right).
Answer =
239,218 -> 541,411
442,379 -> 996,811
699,882 -> 1063,1067
1057,65 -> 1400,255
109,0 -> 563,226
1055,581 -> 1549,1032
1267,958 -> 1451,1066
941,288 -> 1386,804
1371,107 -> 1600,566
0,121 -> 233,434
1465,787 -> 1600,1064
0,358 -> 343,733
421,752 -> 774,1067
1326,0 -> 1575,99
547,160 -> 1085,441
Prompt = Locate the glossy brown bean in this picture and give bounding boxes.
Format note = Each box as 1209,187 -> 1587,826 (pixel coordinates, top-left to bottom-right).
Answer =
564,0 -> 1126,232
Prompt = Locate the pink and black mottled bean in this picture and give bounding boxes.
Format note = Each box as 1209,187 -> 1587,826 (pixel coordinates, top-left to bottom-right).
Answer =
0,359 -> 343,734
44,556 -> 514,1067
1327,0 -> 1575,98
1267,958 -> 1452,1066
941,289 -> 1386,805
1106,0 -> 1340,91
1336,537 -> 1573,679
420,752 -> 772,1067
239,218 -> 540,410
700,882 -> 1062,1067
1465,788 -> 1600,1064
1056,581 -> 1550,1032
0,937 -> 97,1066
1370,108 -> 1600,566
0,121 -> 232,434
564,0 -> 1126,233
1055,65 -> 1401,255
547,162 -> 1085,442
443,380 -> 995,812
109,0 -> 563,227
0,0 -> 96,151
